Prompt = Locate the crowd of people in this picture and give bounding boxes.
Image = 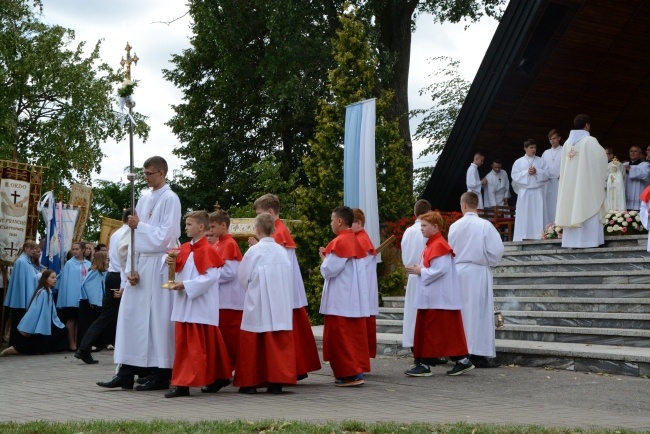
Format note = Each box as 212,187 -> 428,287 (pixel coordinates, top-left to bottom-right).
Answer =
467,114 -> 649,247
0,154 -> 515,397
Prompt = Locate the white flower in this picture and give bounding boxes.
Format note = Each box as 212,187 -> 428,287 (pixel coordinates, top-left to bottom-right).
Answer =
622,222 -> 628,226
624,213 -> 630,218
613,224 -> 620,231
633,222 -> 639,228
630,210 -> 638,216
606,226 -> 614,232
617,217 -> 624,223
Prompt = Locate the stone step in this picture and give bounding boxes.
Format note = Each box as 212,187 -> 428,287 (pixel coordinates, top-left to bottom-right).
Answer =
494,258 -> 650,274
376,319 -> 403,334
495,324 -> 650,347
503,235 -> 647,251
496,339 -> 650,376
503,310 -> 650,329
500,246 -> 648,262
377,307 -> 404,320
311,326 -> 650,376
383,296 -> 406,308
494,297 -> 650,313
493,270 -> 650,286
494,283 -> 650,298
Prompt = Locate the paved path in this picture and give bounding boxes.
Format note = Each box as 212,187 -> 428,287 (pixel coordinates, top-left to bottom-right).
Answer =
0,350 -> 649,430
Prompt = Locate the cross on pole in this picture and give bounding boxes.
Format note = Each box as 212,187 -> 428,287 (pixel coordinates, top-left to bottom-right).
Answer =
120,42 -> 139,80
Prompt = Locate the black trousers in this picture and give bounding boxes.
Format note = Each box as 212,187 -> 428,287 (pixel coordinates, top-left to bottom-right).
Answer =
78,272 -> 121,353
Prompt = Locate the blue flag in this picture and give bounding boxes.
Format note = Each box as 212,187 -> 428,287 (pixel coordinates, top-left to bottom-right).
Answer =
38,191 -> 61,274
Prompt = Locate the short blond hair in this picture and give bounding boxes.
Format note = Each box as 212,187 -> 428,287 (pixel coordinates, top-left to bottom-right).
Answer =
185,210 -> 209,228
253,194 -> 280,213
254,213 -> 275,237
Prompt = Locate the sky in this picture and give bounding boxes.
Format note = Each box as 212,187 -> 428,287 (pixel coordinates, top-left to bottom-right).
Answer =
39,1 -> 500,184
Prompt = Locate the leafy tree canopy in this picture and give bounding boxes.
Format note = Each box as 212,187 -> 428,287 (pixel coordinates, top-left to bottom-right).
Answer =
0,0 -> 149,188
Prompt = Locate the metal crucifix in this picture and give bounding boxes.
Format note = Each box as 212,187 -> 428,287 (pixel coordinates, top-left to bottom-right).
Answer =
120,42 -> 139,278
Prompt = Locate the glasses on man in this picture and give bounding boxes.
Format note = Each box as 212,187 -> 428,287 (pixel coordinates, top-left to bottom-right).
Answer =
142,171 -> 160,177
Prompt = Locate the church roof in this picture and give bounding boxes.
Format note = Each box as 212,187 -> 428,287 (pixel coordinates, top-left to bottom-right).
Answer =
422,0 -> 650,210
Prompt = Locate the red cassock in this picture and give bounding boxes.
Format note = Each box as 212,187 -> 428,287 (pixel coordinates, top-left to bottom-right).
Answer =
171,322 -> 232,387
366,316 -> 377,358
219,308 -> 243,372
293,307 -> 322,375
322,315 -> 370,378
412,309 -> 469,359
234,330 -> 297,387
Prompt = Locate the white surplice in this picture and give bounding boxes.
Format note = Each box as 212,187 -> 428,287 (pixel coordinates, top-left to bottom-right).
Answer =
640,201 -> 650,252
218,259 -> 244,310
466,163 -> 483,209
541,145 -> 563,226
555,130 -> 607,248
512,155 -> 550,241
114,184 -> 181,369
483,170 -> 510,208
238,237 -> 293,332
170,245 -> 221,326
319,252 -> 369,318
413,253 -> 462,310
449,212 -> 504,357
400,220 -> 425,347
624,160 -> 650,211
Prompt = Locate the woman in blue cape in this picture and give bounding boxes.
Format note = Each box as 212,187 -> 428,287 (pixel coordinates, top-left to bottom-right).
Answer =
3,240 -> 40,348
77,251 -> 108,349
1,270 -> 68,356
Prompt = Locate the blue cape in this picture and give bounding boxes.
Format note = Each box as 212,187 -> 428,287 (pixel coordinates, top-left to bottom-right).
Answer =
17,288 -> 65,335
55,258 -> 91,308
3,253 -> 39,309
80,270 -> 107,307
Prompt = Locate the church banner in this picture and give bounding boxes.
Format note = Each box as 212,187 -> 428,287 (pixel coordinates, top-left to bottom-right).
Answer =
0,160 -> 44,265
99,216 -> 123,246
69,183 -> 93,242
343,98 -> 380,257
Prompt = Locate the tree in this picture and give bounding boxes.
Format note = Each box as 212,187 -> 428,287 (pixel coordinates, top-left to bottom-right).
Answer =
294,9 -> 409,319
164,0 -> 504,207
163,0 -> 338,213
412,56 -> 471,197
0,0 -> 149,187
357,0 -> 505,193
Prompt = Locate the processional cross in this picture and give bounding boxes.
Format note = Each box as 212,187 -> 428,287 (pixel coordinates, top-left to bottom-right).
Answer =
120,42 -> 139,80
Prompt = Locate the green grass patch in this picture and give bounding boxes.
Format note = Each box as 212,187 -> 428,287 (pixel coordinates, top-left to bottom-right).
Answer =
0,420 -> 642,434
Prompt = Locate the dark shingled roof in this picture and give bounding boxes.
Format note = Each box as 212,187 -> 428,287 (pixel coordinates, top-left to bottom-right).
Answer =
422,0 -> 650,210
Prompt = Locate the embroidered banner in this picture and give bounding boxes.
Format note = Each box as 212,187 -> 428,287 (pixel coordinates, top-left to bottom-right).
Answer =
0,160 -> 44,265
69,183 -> 93,242
99,216 -> 123,246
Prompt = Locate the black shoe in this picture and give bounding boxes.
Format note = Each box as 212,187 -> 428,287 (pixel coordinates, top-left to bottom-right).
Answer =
96,375 -> 133,389
134,379 -> 170,391
267,384 -> 283,394
74,350 -> 98,365
238,387 -> 257,394
164,386 -> 190,398
470,355 -> 501,368
446,360 -> 475,376
136,374 -> 153,385
297,373 -> 308,381
201,378 -> 231,393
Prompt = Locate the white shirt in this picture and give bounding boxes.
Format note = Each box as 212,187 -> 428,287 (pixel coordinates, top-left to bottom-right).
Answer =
319,252 -> 369,318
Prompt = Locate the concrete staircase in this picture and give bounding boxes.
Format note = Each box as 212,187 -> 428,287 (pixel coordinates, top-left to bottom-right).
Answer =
315,235 -> 650,376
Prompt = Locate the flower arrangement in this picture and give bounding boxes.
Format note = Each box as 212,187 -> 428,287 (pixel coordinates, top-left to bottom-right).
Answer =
117,79 -> 139,98
541,223 -> 562,239
602,210 -> 647,235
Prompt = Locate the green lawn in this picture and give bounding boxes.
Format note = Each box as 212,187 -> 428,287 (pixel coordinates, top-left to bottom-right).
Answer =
0,420 -> 642,434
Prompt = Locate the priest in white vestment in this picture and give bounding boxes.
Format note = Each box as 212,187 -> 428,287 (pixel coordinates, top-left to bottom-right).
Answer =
448,192 -> 504,365
466,152 -> 486,209
512,139 -> 550,241
623,146 -> 650,211
555,114 -> 607,248
482,160 -> 511,208
98,156 -> 182,391
541,129 -> 563,226
400,200 -> 431,349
